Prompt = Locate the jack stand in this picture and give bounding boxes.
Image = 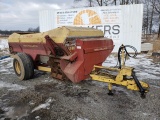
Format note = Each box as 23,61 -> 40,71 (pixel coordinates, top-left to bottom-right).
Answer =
108,90 -> 114,96
108,83 -> 114,96
90,44 -> 149,98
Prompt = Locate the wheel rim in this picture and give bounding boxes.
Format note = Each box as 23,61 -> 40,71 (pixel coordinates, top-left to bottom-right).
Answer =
15,60 -> 21,74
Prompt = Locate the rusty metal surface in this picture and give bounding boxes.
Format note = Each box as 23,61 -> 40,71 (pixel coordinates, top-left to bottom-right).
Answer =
60,38 -> 114,83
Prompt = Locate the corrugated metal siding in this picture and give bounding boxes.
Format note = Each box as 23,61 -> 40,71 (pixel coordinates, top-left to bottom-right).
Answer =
121,4 -> 143,52
39,10 -> 55,32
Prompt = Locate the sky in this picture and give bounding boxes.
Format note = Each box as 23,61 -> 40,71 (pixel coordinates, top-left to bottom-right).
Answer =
0,0 -> 74,31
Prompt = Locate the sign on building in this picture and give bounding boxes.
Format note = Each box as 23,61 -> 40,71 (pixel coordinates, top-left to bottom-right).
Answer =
39,4 -> 143,52
56,7 -> 121,42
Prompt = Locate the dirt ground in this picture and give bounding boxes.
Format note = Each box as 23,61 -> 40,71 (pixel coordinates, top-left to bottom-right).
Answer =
0,57 -> 160,120
0,39 -> 160,120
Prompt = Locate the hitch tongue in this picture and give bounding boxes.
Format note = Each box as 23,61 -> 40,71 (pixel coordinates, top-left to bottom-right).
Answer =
132,71 -> 148,98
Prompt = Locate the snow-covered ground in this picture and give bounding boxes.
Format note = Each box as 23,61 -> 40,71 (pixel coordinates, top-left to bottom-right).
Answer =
0,39 -> 9,57
0,39 -> 17,90
103,54 -> 160,81
31,97 -> 53,113
0,81 -> 26,91
0,39 -> 13,74
0,57 -> 13,74
0,39 -> 9,50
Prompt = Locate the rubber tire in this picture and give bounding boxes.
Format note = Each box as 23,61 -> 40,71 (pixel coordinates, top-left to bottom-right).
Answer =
13,53 -> 34,80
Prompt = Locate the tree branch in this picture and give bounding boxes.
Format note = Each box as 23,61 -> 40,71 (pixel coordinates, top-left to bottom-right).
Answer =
96,0 -> 101,6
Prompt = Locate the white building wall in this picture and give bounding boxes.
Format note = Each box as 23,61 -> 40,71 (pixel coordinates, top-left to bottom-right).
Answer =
121,4 -> 143,52
39,10 -> 55,32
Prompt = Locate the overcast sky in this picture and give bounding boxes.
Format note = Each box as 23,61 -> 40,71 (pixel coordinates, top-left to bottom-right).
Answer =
0,0 -> 74,31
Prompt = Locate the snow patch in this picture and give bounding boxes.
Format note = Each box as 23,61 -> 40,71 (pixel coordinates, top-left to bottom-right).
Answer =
0,81 -> 26,91
103,54 -> 160,80
143,112 -> 151,116
35,116 -> 41,120
73,117 -> 89,120
32,97 -> 54,113
0,57 -> 13,74
0,39 -> 9,50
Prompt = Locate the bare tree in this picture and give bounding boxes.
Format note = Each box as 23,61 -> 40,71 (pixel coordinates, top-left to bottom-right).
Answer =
135,0 -> 139,4
149,0 -> 155,34
153,0 -> 160,37
96,0 -> 103,6
89,0 -> 92,6
72,0 -> 159,37
114,0 -> 116,5
154,0 -> 160,13
95,0 -> 141,6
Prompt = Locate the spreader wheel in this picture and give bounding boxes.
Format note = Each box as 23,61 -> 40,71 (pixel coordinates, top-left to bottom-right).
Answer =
13,53 -> 34,80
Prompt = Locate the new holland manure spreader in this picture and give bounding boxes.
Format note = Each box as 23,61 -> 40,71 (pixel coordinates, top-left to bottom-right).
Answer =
8,26 -> 149,98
